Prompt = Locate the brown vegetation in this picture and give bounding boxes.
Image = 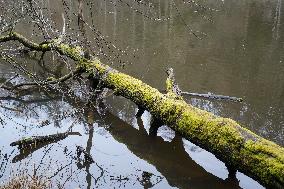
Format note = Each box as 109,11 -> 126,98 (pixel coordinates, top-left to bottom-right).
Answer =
0,175 -> 51,189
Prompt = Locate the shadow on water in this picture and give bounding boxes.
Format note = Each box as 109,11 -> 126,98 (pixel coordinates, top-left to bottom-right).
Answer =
99,110 -> 241,189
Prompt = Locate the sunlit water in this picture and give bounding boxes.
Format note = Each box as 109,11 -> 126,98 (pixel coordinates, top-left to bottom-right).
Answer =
0,0 -> 283,188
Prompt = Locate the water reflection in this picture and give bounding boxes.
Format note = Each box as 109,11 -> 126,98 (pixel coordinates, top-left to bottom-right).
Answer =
0,78 -> 261,188
0,88 -> 237,188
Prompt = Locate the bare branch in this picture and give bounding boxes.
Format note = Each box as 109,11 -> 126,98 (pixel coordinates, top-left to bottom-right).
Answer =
0,74 -> 18,88
10,68 -> 83,89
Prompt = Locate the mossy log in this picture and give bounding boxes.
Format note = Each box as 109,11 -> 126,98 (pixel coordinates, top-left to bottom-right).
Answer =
1,32 -> 284,189
10,132 -> 82,147
10,132 -> 81,163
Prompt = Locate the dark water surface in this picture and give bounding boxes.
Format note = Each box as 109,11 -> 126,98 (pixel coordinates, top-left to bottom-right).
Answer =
0,0 -> 283,188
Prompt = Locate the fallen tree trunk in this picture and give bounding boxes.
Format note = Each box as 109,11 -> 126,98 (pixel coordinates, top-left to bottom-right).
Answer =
1,32 -> 284,189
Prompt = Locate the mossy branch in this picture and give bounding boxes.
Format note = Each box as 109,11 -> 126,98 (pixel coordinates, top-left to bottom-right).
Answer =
10,132 -> 82,147
0,32 -> 283,189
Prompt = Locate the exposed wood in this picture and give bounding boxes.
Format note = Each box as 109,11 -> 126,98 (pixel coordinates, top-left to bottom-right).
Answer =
165,67 -> 182,98
1,32 -> 284,189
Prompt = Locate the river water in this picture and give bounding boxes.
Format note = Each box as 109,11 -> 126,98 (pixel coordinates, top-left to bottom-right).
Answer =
0,0 -> 283,188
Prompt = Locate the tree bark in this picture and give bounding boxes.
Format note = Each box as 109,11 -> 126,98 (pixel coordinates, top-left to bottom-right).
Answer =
1,32 -> 284,189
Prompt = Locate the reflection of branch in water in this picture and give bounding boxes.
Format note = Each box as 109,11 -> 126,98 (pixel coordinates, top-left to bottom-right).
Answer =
86,108 -> 98,189
110,174 -> 130,188
119,0 -> 170,21
35,145 -> 53,174
76,146 -> 94,165
0,74 -> 18,88
76,144 -> 106,187
0,95 -> 58,104
86,161 -> 106,187
0,111 -> 31,128
0,68 -> 82,90
1,80 -> 95,131
56,171 -> 74,189
71,7 -> 133,67
0,116 -> 4,125
0,94 -> 58,124
171,0 -> 200,38
48,161 -> 73,179
0,104 -> 22,113
0,149 -> 15,178
137,171 -> 163,189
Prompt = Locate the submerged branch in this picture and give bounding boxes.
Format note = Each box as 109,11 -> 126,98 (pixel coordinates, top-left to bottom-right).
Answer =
181,91 -> 243,102
10,132 -> 82,147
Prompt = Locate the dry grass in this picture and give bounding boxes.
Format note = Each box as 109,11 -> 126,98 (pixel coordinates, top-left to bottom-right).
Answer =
0,175 -> 52,189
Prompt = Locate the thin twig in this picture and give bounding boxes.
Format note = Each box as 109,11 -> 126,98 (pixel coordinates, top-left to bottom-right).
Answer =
181,91 -> 243,102
2,68 -> 82,90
